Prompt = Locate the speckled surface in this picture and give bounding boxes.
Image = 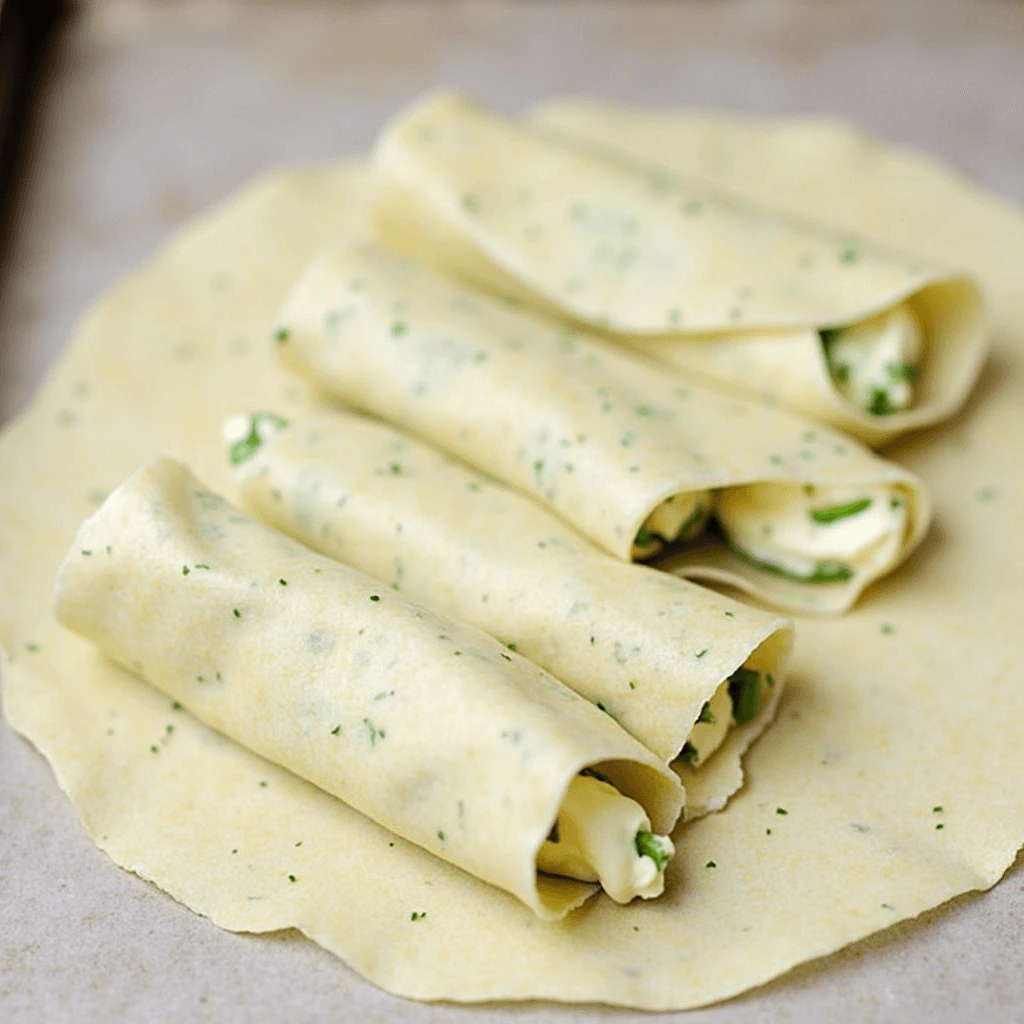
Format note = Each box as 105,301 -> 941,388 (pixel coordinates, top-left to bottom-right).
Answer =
2,2 -> 1023,1020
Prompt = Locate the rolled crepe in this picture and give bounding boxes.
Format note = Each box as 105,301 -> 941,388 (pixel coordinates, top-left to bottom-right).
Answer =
52,457 -> 685,919
371,91 -> 989,447
273,240 -> 931,615
224,409 -> 793,815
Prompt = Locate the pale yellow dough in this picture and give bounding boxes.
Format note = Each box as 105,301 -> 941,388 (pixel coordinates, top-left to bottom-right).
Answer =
53,456 -> 684,918
372,92 -> 989,447
274,239 -> 929,614
1,113 -> 1023,1008
231,408 -> 792,810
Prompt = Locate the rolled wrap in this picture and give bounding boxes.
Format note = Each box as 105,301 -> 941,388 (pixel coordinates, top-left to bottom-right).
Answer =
52,457 -> 684,919
227,410 -> 793,815
371,91 -> 989,447
273,240 -> 931,615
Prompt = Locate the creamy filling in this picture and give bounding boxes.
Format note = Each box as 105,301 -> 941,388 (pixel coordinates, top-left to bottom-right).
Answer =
822,302 -> 923,416
678,665 -> 769,768
631,490 -> 711,558
715,482 -> 908,585
537,772 -> 674,903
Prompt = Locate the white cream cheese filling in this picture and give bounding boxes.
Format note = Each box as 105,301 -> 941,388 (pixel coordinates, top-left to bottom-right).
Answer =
537,773 -> 674,903
822,301 -> 923,415
715,482 -> 908,585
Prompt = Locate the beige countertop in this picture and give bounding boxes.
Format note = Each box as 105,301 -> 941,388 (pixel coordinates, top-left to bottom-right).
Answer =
2,2 -> 1023,1020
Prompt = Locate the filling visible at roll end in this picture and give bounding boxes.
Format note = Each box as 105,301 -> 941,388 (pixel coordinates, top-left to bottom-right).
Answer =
631,491 -> 711,559
537,772 -> 675,903
716,481 -> 909,587
679,664 -> 772,769
822,302 -> 922,416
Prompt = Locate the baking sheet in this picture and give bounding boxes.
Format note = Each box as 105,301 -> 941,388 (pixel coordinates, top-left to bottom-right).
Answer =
2,2 -> 1023,1020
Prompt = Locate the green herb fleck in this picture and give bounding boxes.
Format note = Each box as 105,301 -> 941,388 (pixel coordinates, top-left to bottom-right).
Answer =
697,702 -> 715,725
233,608 -> 241,619
867,388 -> 897,416
331,725 -> 341,736
810,497 -> 872,524
705,860 -> 717,869
506,642 -> 517,652
25,643 -> 40,654
182,565 -> 190,576
547,822 -> 560,844
259,780 -> 268,788
776,807 -> 788,816
172,701 -> 182,711
936,823 -> 945,830
886,361 -> 919,382
728,667 -> 761,725
596,701 -> 618,722
364,719 -> 385,745
461,193 -> 480,215
274,327 -> 290,344
695,649 -> 708,659
391,321 -> 407,337
634,526 -> 658,549
229,412 -> 288,465
840,247 -> 860,264
933,805 -> 944,813
288,874 -> 297,883
81,550 -> 92,557
369,594 -> 380,602
880,623 -> 894,635
635,831 -> 671,872
680,742 -> 699,765
410,911 -> 426,921
977,487 -> 997,502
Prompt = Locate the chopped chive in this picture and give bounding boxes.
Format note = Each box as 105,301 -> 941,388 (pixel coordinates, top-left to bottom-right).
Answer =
886,361 -> 919,382
810,498 -> 872,524
867,388 -> 897,416
634,831 -> 671,871
728,667 -> 761,725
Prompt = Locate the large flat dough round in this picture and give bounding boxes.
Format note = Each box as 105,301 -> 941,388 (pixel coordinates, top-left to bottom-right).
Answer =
1,114 -> 1023,1007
